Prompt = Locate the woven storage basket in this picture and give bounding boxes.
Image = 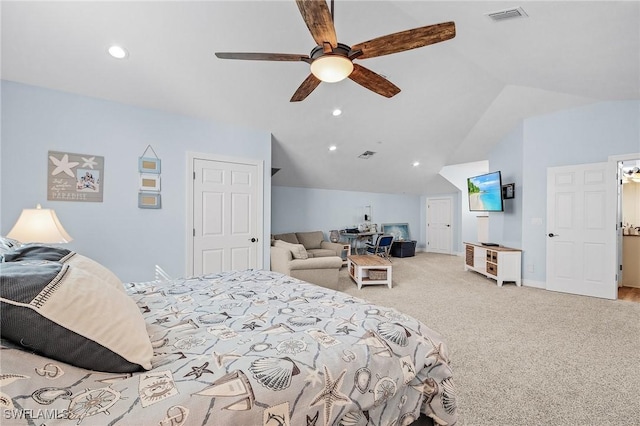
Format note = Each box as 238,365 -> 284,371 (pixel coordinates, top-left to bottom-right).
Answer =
368,269 -> 387,280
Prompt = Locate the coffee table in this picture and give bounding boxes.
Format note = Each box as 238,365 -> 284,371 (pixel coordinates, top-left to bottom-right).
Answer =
347,255 -> 393,289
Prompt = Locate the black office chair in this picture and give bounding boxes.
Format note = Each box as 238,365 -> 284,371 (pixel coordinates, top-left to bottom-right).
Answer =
365,234 -> 394,260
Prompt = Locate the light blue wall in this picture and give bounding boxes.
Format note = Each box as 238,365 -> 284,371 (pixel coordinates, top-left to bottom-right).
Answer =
272,186 -> 423,247
1,81 -> 272,282
490,100 -> 640,284
4,80 -> 636,287
487,122 -> 524,249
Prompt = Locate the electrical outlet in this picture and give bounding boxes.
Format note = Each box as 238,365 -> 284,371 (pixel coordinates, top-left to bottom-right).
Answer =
527,264 -> 534,273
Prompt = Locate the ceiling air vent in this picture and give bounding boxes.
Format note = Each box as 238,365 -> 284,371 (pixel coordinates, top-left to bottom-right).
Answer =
486,6 -> 528,22
358,151 -> 376,159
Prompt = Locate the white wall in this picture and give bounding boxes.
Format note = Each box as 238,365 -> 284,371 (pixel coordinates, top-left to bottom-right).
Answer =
1,81 -> 272,282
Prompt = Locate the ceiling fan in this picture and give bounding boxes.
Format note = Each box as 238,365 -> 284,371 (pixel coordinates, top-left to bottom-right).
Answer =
215,0 -> 456,102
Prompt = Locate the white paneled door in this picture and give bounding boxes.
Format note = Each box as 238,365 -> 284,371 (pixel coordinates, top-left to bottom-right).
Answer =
546,162 -> 616,299
190,156 -> 262,276
427,197 -> 453,254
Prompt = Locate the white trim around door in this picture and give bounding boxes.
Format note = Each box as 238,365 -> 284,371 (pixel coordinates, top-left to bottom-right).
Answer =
186,152 -> 264,277
426,196 -> 453,255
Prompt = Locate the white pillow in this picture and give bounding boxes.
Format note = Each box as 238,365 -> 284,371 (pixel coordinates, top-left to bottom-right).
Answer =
65,253 -> 125,292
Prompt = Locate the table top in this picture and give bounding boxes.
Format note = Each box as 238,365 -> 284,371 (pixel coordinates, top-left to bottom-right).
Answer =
341,232 -> 381,237
464,242 -> 522,252
348,255 -> 392,266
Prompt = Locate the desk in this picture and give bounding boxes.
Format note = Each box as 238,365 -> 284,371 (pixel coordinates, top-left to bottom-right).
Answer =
340,232 -> 381,254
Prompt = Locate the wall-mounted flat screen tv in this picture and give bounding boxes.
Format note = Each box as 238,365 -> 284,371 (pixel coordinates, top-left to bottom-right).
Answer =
467,171 -> 504,212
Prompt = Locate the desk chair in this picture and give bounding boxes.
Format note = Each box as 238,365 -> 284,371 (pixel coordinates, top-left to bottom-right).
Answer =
365,234 -> 394,260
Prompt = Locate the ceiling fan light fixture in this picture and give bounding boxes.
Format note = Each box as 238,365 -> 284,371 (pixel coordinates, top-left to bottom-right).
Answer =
310,55 -> 353,83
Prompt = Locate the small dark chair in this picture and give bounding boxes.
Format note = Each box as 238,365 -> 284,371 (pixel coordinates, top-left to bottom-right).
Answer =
365,234 -> 394,260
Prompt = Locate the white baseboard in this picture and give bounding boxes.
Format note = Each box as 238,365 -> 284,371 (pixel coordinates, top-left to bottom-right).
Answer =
522,279 -> 546,289
420,248 -> 465,256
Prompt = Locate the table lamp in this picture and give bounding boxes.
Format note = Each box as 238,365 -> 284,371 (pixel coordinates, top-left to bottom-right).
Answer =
6,204 -> 73,243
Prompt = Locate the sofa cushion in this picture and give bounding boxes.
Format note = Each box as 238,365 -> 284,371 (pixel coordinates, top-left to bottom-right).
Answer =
273,240 -> 308,259
289,256 -> 342,270
307,248 -> 339,258
273,233 -> 299,245
296,231 -> 324,250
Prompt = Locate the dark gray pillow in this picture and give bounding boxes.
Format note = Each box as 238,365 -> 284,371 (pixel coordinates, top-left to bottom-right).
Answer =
0,260 -> 153,373
2,244 -> 71,262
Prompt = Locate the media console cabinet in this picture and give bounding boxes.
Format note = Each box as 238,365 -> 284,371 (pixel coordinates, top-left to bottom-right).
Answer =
464,242 -> 522,286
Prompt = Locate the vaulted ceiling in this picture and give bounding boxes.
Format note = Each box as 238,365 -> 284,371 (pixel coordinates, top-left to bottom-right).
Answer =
2,1 -> 638,194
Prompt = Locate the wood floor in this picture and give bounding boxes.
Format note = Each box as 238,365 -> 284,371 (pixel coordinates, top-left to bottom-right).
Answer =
618,286 -> 640,302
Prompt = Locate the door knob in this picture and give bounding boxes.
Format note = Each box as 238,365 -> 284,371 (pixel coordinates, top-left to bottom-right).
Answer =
250,238 -> 258,242
548,233 -> 558,237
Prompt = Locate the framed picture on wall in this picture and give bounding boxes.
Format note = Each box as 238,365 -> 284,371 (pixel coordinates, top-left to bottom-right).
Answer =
139,174 -> 161,192
138,192 -> 161,209
502,183 -> 515,199
138,157 -> 161,174
48,151 -> 104,202
381,223 -> 411,241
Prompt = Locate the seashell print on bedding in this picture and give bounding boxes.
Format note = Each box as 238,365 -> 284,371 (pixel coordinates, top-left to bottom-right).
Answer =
377,322 -> 411,347
287,316 -> 322,327
249,357 -> 300,391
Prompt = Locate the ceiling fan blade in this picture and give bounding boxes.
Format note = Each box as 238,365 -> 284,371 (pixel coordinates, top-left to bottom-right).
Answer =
296,0 -> 338,49
215,52 -> 310,62
348,64 -> 400,98
290,74 -> 321,102
351,21 -> 456,59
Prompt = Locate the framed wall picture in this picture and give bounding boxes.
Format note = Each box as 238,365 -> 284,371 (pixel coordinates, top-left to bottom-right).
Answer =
48,151 -> 104,202
381,223 -> 411,241
138,192 -> 161,209
139,174 -> 161,192
138,157 -> 161,174
502,183 -> 515,199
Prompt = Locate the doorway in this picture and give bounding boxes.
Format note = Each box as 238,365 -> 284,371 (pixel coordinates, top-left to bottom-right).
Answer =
426,196 -> 453,255
616,155 -> 640,302
546,162 -> 616,299
186,152 -> 264,276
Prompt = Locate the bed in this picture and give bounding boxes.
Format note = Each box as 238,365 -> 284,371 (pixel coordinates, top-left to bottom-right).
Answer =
0,244 -> 457,426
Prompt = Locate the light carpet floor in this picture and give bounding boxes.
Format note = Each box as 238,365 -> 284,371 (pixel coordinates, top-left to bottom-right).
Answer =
336,252 -> 640,426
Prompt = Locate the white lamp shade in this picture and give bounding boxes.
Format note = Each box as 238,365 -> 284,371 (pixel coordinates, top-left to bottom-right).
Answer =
7,205 -> 72,244
310,55 -> 354,83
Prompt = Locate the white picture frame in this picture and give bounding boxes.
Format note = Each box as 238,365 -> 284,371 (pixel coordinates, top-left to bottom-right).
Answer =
139,174 -> 160,192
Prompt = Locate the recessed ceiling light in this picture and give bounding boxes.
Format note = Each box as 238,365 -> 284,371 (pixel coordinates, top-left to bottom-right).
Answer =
108,45 -> 128,59
329,145 -> 337,151
412,161 -> 420,167
332,109 -> 342,117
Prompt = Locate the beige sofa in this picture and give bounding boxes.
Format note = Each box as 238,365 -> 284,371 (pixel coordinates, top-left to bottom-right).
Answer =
272,231 -> 344,258
270,231 -> 344,289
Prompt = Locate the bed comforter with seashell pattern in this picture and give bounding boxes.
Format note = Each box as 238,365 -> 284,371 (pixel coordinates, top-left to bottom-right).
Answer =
0,269 -> 457,425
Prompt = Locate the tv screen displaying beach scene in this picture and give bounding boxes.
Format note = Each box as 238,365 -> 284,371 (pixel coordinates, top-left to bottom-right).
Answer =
467,171 -> 504,212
